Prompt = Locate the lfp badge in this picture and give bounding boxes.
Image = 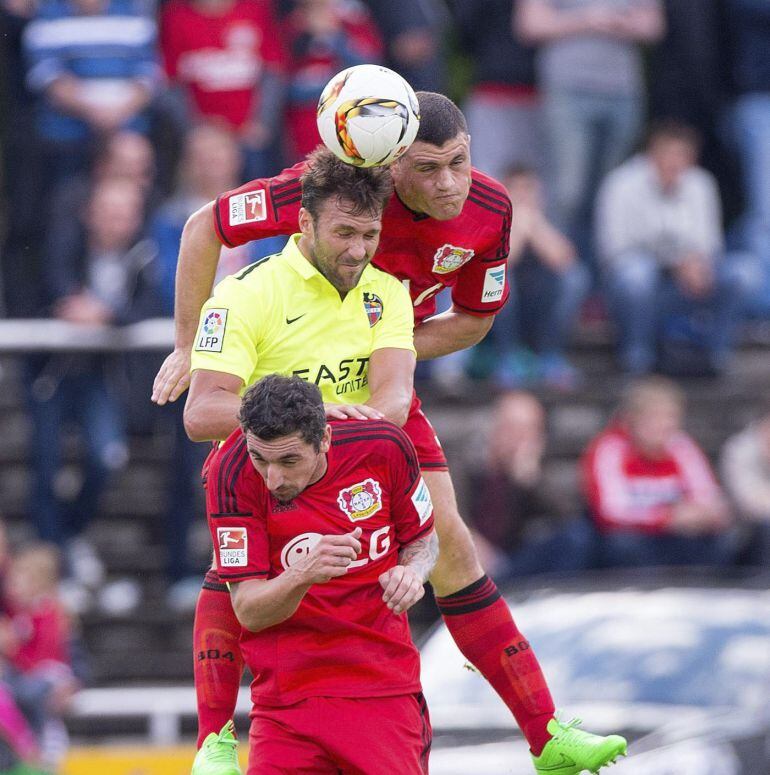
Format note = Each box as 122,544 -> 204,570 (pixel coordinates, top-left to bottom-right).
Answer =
338,478 -> 383,521
195,308 -> 228,352
363,292 -> 383,327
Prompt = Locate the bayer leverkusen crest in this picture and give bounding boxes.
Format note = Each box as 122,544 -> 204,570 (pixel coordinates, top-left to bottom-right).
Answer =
432,244 -> 475,275
337,478 -> 383,521
363,292 -> 383,327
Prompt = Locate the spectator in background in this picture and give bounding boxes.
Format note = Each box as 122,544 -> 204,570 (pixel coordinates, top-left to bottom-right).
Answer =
454,0 -> 542,181
160,0 -> 287,180
280,0 -> 383,163
491,166 -> 589,390
22,0 -> 159,183
725,0 -> 770,316
582,376 -> 733,567
362,0 -> 447,91
0,544 -> 80,770
468,392 -> 592,578
720,403 -> 770,567
515,0 -> 665,261
44,130 -> 158,296
596,121 -> 756,375
25,179 -> 156,606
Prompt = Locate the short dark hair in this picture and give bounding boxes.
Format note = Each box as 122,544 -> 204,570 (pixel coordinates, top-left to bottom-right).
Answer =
645,119 -> 702,154
239,375 -> 327,450
301,146 -> 393,222
415,91 -> 468,146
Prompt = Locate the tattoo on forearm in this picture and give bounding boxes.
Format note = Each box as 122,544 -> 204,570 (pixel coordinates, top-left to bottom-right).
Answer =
399,531 -> 439,582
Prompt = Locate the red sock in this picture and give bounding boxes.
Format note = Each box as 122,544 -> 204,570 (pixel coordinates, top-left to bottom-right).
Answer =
435,575 -> 555,756
193,569 -> 245,747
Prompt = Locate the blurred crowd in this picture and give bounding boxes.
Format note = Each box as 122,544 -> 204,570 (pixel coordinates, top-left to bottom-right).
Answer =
1,0 -> 770,766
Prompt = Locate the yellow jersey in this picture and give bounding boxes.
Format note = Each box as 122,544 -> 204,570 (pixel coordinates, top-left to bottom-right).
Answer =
190,234 -> 415,404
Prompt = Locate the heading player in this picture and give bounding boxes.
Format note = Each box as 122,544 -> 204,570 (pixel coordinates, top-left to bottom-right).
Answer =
161,92 -> 627,775
205,375 -> 437,774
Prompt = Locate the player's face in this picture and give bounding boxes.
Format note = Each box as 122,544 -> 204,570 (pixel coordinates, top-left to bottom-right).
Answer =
299,198 -> 382,295
246,427 -> 331,503
390,132 -> 472,220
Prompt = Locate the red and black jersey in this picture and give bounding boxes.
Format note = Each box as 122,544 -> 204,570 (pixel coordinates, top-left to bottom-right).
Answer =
205,420 -> 434,707
213,162 -> 511,325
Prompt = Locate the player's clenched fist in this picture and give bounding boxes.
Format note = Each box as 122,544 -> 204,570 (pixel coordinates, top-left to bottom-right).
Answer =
295,528 -> 363,584
378,566 -> 425,614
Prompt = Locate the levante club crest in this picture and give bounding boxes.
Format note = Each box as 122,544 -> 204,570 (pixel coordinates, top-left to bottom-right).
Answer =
363,292 -> 383,327
337,478 -> 383,521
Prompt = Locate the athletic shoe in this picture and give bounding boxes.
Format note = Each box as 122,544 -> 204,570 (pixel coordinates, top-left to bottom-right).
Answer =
191,721 -> 242,775
532,716 -> 627,775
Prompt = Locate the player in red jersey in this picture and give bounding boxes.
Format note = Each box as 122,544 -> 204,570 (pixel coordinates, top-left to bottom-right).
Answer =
207,374 -> 437,774
155,92 -> 626,775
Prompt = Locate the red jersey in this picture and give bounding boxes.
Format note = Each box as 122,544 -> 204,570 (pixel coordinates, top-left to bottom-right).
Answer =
160,0 -> 285,130
8,598 -> 70,674
206,420 -> 434,707
213,162 -> 511,325
582,423 -> 723,534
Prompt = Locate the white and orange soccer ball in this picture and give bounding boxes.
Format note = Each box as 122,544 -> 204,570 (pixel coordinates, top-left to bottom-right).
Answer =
316,64 -> 420,168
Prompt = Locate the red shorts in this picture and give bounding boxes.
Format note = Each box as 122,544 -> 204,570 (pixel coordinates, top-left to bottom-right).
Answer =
404,392 -> 448,471
248,693 -> 431,774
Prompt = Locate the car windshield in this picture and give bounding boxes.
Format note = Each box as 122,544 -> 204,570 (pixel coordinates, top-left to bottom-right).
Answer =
421,587 -> 770,724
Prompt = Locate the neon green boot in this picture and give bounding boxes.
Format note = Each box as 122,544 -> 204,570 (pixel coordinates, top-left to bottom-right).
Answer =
532,717 -> 627,774
191,721 -> 242,775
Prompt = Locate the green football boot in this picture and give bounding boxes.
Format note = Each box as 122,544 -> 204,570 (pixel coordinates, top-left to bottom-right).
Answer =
191,720 -> 242,775
532,716 -> 627,774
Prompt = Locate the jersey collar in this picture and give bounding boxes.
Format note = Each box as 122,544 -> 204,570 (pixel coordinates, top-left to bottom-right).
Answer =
282,234 -> 379,290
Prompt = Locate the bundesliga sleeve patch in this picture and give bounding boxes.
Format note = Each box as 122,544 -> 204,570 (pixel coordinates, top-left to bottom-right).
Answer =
411,477 -> 432,525
195,308 -> 228,352
217,526 -> 248,567
229,190 -> 267,225
481,265 -> 506,303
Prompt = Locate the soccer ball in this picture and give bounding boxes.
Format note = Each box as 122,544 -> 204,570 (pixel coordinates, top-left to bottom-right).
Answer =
316,64 -> 420,168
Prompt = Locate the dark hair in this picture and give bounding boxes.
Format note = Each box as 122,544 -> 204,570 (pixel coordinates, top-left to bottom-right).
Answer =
645,119 -> 702,153
415,91 -> 468,146
239,375 -> 327,450
301,146 -> 393,222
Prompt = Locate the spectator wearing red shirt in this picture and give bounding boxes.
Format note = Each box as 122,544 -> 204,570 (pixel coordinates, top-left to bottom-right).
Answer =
0,544 -> 80,768
280,0 -> 383,163
160,0 -> 287,179
582,376 -> 734,567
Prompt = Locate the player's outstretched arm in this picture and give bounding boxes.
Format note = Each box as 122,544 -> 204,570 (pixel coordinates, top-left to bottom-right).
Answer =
152,203 -> 222,405
231,529 -> 363,632
379,530 -> 438,615
413,307 -> 494,360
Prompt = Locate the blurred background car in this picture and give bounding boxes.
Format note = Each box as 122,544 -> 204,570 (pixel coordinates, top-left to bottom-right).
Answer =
422,569 -> 770,775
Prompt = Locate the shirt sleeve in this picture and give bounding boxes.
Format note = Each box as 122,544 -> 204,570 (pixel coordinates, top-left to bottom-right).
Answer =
190,275 -> 264,384
206,445 -> 270,582
371,277 -> 416,353
387,429 -> 434,545
450,194 -> 512,316
214,162 -> 307,248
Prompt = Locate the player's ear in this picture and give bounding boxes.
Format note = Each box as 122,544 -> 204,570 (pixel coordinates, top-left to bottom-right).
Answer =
298,207 -> 314,239
319,424 -> 332,454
